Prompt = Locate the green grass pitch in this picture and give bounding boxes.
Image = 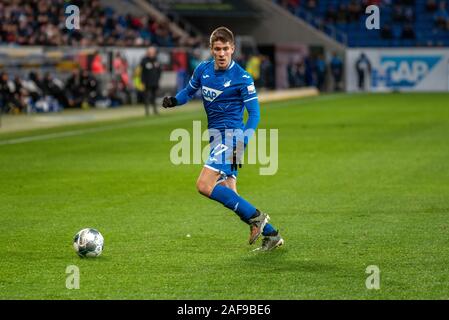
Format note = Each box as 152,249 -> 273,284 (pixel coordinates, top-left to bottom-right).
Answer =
1,93 -> 449,299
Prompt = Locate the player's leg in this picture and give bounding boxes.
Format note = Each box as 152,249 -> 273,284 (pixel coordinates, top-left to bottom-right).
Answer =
219,176 -> 277,237
201,140 -> 283,248
219,175 -> 237,193
202,167 -> 279,245
196,166 -> 221,197
197,167 -> 267,242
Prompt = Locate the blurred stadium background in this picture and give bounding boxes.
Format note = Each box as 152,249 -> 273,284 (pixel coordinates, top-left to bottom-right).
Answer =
1,0 -> 449,299
0,0 -> 448,122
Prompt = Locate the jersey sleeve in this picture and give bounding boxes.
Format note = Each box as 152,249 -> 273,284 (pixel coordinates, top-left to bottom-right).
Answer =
175,62 -> 204,106
239,73 -> 260,145
240,72 -> 258,105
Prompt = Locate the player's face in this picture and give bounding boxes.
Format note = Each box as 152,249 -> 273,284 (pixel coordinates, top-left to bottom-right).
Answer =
211,41 -> 234,70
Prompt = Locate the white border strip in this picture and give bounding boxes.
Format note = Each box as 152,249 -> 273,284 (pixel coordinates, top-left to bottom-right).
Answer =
243,97 -> 258,103
204,164 -> 221,173
189,80 -> 198,89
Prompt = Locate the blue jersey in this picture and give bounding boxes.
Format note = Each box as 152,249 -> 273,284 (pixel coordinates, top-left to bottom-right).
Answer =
175,60 -> 260,135
175,59 -> 261,178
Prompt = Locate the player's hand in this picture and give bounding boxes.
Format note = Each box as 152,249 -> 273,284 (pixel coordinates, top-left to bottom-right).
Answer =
162,96 -> 177,108
229,141 -> 244,171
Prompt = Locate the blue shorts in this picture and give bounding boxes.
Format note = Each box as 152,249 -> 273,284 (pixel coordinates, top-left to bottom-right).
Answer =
204,141 -> 238,180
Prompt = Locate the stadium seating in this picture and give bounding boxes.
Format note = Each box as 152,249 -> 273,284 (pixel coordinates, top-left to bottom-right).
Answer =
274,0 -> 449,47
0,0 -> 200,47
0,0 -> 207,113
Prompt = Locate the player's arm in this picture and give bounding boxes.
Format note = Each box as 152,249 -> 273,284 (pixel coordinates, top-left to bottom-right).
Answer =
241,77 -> 260,146
162,63 -> 203,108
230,75 -> 261,170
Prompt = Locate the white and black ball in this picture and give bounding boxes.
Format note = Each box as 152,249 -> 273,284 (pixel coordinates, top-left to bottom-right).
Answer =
73,228 -> 104,258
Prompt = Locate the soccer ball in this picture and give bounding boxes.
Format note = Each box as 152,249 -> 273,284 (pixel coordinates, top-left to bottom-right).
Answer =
73,228 -> 104,258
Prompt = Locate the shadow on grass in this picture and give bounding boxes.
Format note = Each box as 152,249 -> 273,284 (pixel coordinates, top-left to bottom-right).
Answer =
235,248 -> 339,274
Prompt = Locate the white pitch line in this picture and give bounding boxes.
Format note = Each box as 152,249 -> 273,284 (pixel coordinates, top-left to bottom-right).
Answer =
0,95 -> 351,146
270,93 -> 355,108
0,113 -> 198,146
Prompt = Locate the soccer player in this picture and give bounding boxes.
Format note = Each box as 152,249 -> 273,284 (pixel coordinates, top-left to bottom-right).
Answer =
162,27 -> 284,251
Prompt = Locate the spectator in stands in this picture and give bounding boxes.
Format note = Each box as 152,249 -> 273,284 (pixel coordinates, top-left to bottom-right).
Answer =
80,70 -> 99,107
401,23 -> 416,39
65,69 -> 83,108
336,4 -> 349,24
1,67 -> 138,113
296,61 -> 306,87
13,76 -> 28,111
315,54 -> 327,91
90,50 -> 107,101
64,69 -> 98,108
113,52 -> 131,104
27,72 -> 45,104
113,53 -> 129,86
363,0 -> 382,5
287,59 -> 306,88
329,52 -> 343,91
427,0 -> 438,12
392,4 -> 405,22
246,55 -> 262,87
404,6 -> 415,22
259,55 -> 274,90
188,49 -> 202,78
140,46 -> 162,116
280,0 -> 300,14
325,5 -> 337,24
42,72 -> 68,109
381,24 -> 393,39
287,60 -> 297,88
153,20 -> 175,47
401,0 -> 416,5
305,0 -> 317,11
348,0 -> 362,23
0,0 -> 189,48
434,1 -> 449,29
0,72 -> 26,114
355,53 -> 372,91
108,78 -> 128,107
132,65 -> 144,104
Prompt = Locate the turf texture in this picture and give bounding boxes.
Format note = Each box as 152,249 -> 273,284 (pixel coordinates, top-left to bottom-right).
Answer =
0,93 -> 448,299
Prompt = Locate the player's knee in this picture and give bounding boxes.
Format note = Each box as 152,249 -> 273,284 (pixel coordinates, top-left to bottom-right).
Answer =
196,179 -> 213,197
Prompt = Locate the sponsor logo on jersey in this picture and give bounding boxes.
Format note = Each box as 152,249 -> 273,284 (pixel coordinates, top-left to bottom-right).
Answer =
202,74 -> 210,79
202,86 -> 223,102
224,80 -> 232,87
242,74 -> 251,78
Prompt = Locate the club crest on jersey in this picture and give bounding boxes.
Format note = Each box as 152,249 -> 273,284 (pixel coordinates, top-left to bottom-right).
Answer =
202,86 -> 223,102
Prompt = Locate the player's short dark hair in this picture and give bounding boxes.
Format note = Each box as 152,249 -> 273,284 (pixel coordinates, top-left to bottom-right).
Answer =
210,27 -> 234,46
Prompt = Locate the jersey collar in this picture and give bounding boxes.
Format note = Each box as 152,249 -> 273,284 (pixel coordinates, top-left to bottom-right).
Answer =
214,60 -> 235,72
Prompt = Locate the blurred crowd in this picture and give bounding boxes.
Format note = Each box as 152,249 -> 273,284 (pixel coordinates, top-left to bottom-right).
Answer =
1,49 -> 344,115
286,52 -> 344,91
0,50 -> 133,114
430,0 -> 449,30
278,0 -> 418,40
277,0 -> 449,45
0,0 -> 201,47
0,70 -> 107,114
